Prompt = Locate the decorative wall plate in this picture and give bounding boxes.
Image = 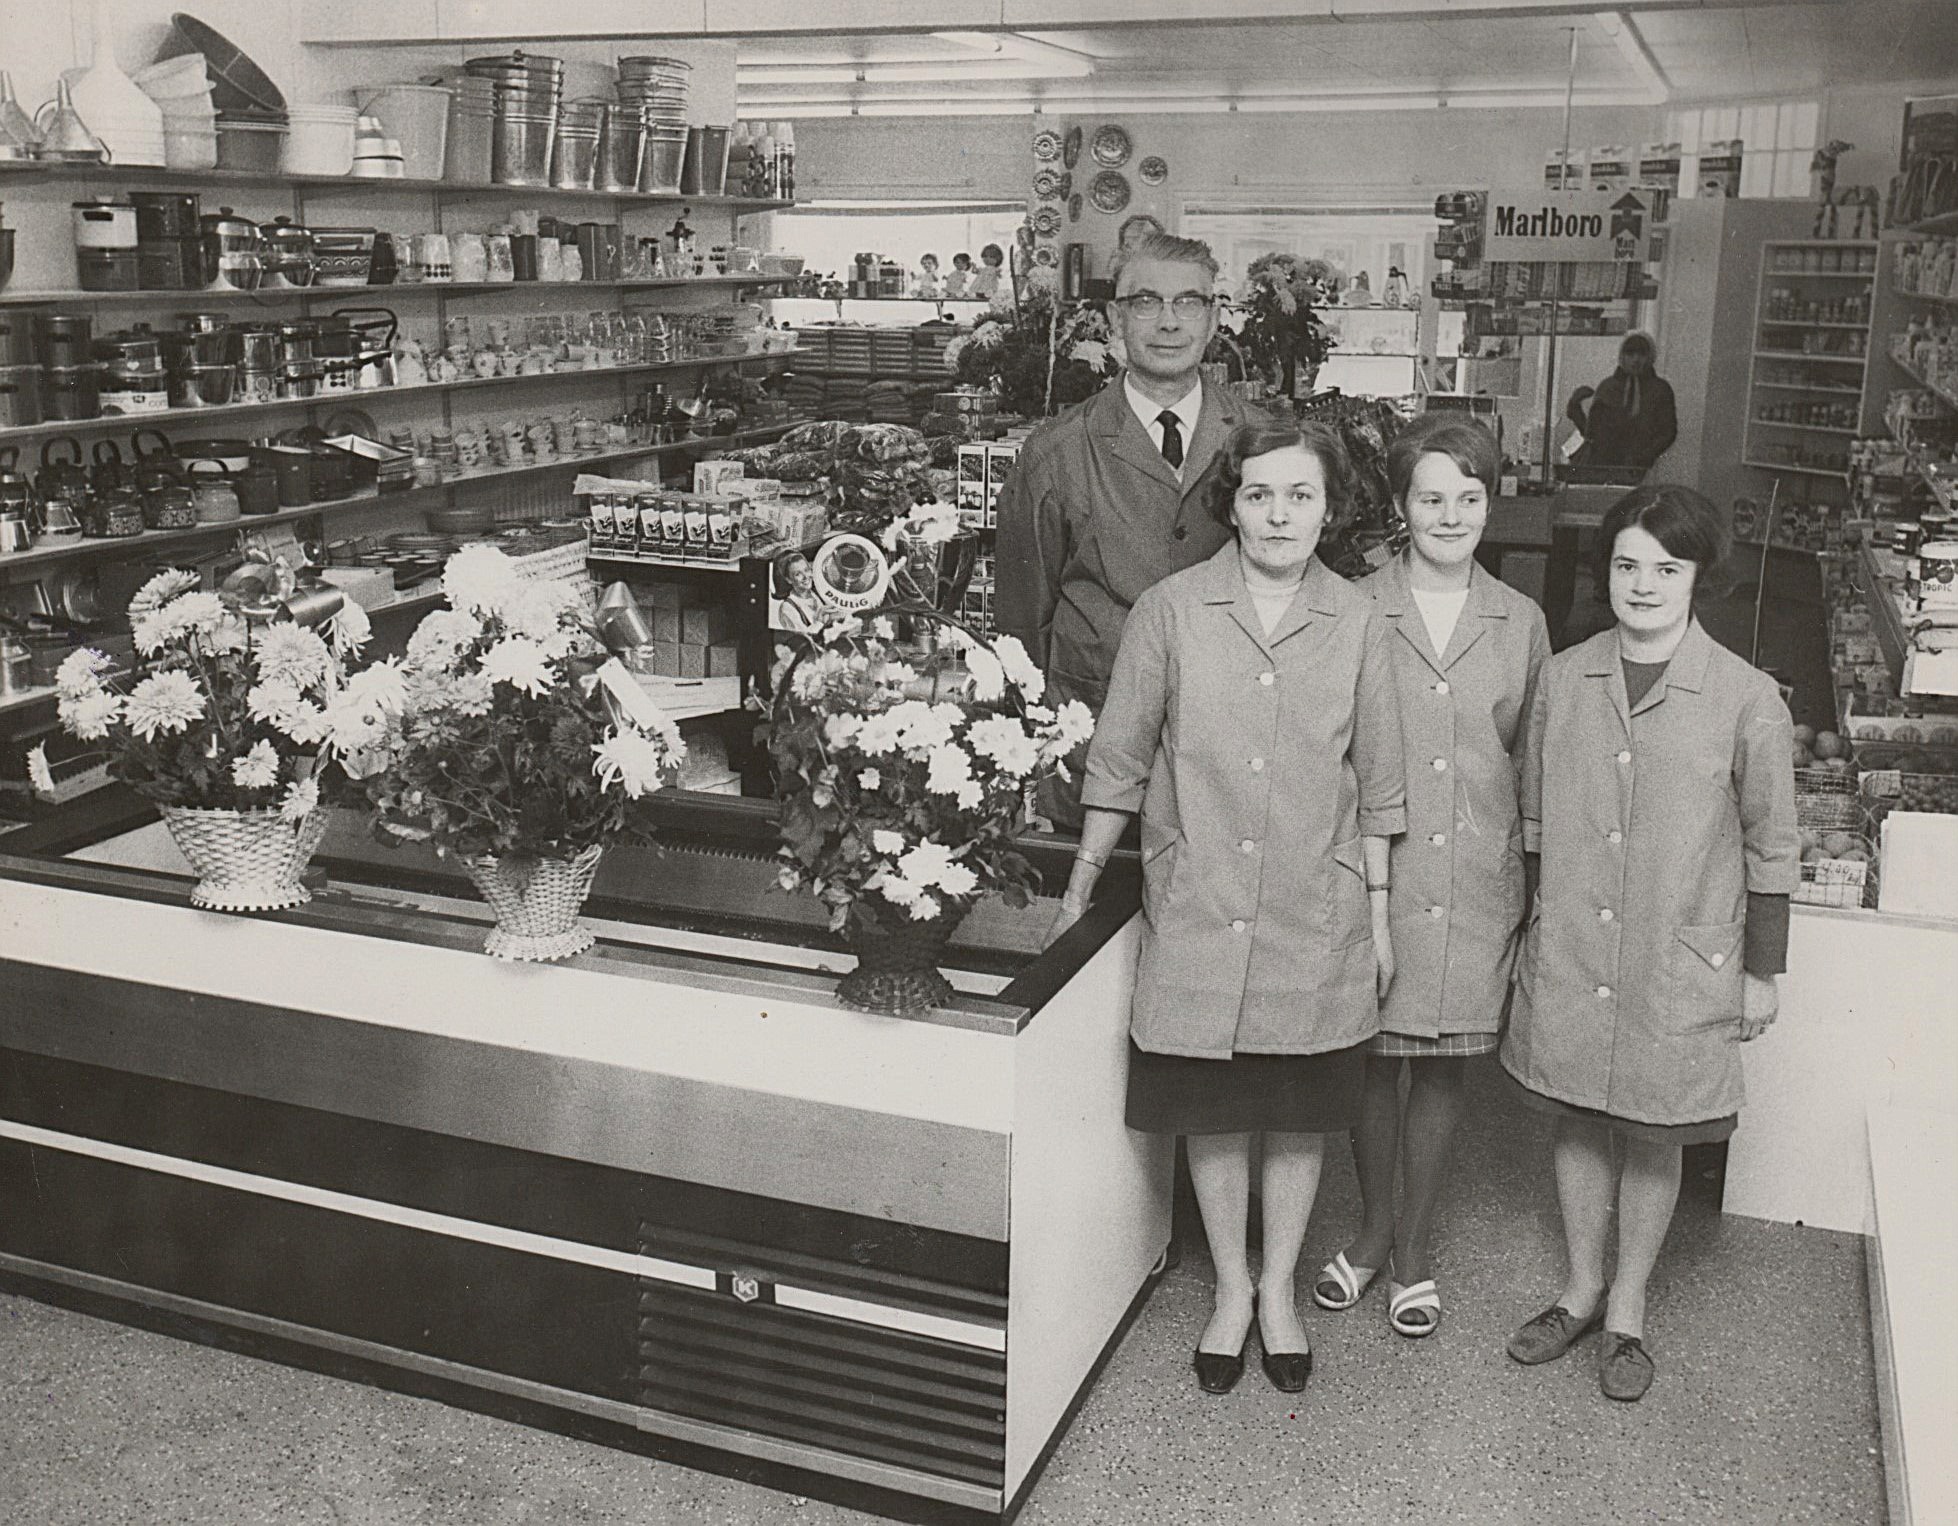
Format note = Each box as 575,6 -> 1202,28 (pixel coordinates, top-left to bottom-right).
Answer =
1090,169 -> 1131,214
1033,245 -> 1058,267
1138,155 -> 1168,186
1091,124 -> 1132,169
1063,125 -> 1083,168
1033,167 -> 1062,199
1069,192 -> 1083,223
1031,205 -> 1062,237
1032,128 -> 1062,162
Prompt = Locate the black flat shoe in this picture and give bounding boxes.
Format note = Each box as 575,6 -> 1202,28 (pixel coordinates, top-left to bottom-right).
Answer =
1193,1345 -> 1246,1394
1260,1348 -> 1313,1393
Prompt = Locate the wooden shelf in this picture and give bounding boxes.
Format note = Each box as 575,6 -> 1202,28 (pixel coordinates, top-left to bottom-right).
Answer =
588,552 -> 745,575
1756,381 -> 1864,395
1742,459 -> 1850,480
1751,419 -> 1860,435
0,275 -> 799,309
0,419 -> 801,584
0,161 -> 791,213
0,351 -> 798,445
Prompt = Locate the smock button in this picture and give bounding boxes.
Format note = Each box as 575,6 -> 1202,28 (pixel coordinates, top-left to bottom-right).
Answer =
1596,985 -> 1613,999
1239,839 -> 1256,855
1430,832 -> 1447,846
1173,525 -> 1188,540
1434,680 -> 1449,694
1431,758 -> 1448,772
1599,908 -> 1615,922
1616,749 -> 1632,764
1428,905 -> 1445,919
1258,672 -> 1275,687
1607,829 -> 1623,844
1249,757 -> 1265,772
1231,919 -> 1247,933
1711,952 -> 1726,968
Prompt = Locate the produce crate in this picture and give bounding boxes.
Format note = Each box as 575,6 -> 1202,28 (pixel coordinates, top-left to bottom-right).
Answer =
1794,766 -> 1862,829
1795,844 -> 1873,909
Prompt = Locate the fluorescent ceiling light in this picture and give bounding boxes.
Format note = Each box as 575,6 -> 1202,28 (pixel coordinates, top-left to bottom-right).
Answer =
739,61 -> 1092,84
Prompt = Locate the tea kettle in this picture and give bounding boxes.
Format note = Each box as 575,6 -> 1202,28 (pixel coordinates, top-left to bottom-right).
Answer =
0,447 -> 41,553
37,435 -> 90,538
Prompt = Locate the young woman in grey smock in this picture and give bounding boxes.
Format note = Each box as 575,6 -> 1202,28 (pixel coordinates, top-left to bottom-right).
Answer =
1049,419 -> 1405,1396
1502,485 -> 1798,1403
1314,415 -> 1549,1340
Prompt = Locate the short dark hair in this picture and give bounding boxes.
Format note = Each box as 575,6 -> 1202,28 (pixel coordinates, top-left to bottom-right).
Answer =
771,550 -> 808,598
1620,331 -> 1656,361
1112,230 -> 1219,289
979,243 -> 1005,266
1385,413 -> 1500,505
1592,483 -> 1726,591
1208,418 -> 1356,534
953,252 -> 972,268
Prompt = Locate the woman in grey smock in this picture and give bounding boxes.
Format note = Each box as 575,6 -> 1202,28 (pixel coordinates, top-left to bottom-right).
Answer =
1047,418 -> 1405,1396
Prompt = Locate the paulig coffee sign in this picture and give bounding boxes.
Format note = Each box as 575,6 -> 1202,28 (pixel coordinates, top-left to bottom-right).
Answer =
1484,188 -> 1650,263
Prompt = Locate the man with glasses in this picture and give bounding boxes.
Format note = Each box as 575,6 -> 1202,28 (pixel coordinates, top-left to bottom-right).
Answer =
997,230 -> 1270,827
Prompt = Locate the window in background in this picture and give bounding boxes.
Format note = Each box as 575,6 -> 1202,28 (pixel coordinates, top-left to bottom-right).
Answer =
764,203 -> 1026,289
1665,100 -> 1820,200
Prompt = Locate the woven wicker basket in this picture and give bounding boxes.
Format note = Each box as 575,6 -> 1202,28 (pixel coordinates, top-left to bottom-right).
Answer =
460,845 -> 604,961
837,899 -> 970,1014
159,806 -> 331,912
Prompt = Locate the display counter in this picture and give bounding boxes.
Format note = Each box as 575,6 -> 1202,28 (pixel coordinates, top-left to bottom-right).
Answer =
0,792 -> 1165,1525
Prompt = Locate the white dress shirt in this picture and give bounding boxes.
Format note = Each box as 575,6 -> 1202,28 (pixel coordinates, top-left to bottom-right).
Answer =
1125,376 -> 1204,476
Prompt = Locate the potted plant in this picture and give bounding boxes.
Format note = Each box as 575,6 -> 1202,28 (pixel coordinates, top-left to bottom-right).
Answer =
947,289 -> 1118,418
42,568 -> 374,911
357,545 -> 685,962
768,592 -> 1094,1013
1232,253 -> 1336,398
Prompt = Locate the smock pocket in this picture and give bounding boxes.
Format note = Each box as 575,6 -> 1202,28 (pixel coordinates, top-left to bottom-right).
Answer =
1327,837 -> 1372,949
1665,919 -> 1746,1030
1138,821 -> 1180,925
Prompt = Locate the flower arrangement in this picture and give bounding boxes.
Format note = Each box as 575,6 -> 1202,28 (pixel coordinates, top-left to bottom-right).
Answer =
44,568 -> 374,818
1231,253 -> 1336,396
769,615 -> 1094,934
948,290 -> 1119,418
357,545 -> 684,863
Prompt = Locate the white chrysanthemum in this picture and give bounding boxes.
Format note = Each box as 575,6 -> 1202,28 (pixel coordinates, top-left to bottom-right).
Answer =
205,614 -> 250,656
591,728 -> 672,799
886,699 -> 955,752
968,714 -> 1039,776
858,768 -> 883,792
254,622 -> 333,687
329,599 -> 371,657
128,568 -> 200,620
441,544 -> 523,617
405,608 -> 484,672
449,672 -> 494,716
870,617 -> 896,640
167,592 -> 229,641
481,636 -> 555,696
898,839 -> 958,892
55,647 -> 112,700
877,870 -> 924,911
854,710 -> 904,756
279,699 -> 332,747
248,679 -> 305,727
322,690 -> 393,755
964,645 -> 1006,703
936,861 -> 978,898
925,742 -> 975,799
990,634 -> 1045,700
907,891 -> 942,921
824,713 -> 864,749
1052,699 -> 1095,748
504,580 -> 578,642
124,671 -> 207,741
26,744 -> 56,796
130,608 -> 176,657
58,689 -> 123,741
871,828 -> 906,856
344,659 -> 409,716
280,777 -> 320,823
231,739 -> 280,790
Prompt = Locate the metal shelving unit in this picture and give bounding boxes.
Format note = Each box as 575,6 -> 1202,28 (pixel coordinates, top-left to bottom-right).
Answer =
1742,240 -> 1877,485
0,275 -> 799,309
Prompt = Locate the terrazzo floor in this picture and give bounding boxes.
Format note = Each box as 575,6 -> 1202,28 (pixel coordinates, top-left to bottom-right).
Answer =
0,1062 -> 1884,1526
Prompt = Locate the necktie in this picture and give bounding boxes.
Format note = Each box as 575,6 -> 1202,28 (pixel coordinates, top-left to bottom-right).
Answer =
1157,410 -> 1184,470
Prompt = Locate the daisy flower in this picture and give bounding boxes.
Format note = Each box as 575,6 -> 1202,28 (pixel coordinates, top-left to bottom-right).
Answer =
872,828 -> 907,856
481,636 -> 555,696
591,728 -> 672,799
858,767 -> 883,792
124,671 -> 207,741
405,609 -> 484,672
329,599 -> 372,657
990,634 -> 1045,700
968,714 -> 1039,776
898,839 -> 958,892
127,569 -> 199,620
279,777 -> 321,823
254,623 -> 333,687
441,544 -> 523,616
55,647 -> 112,700
26,744 -> 56,796
58,689 -> 122,741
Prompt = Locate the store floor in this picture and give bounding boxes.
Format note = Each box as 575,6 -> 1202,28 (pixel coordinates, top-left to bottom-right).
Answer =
0,1062 -> 1883,1526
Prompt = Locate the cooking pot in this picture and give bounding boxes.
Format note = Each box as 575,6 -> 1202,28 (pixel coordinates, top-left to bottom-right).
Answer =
263,444 -> 313,506
201,207 -> 264,292
40,365 -> 101,421
280,360 -> 324,400
95,326 -> 164,369
131,191 -> 201,240
260,216 -> 316,288
35,314 -> 94,368
163,324 -> 241,370
277,320 -> 319,364
332,307 -> 398,389
237,326 -> 279,371
71,200 -> 137,251
170,363 -> 238,408
0,312 -> 35,368
187,458 -> 242,523
235,456 -> 279,516
171,437 -> 254,473
0,362 -> 41,429
0,513 -> 34,557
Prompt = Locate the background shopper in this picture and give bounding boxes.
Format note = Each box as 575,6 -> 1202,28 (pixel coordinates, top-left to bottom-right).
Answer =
1048,419 -> 1405,1395
1565,332 -> 1678,478
1501,484 -> 1798,1402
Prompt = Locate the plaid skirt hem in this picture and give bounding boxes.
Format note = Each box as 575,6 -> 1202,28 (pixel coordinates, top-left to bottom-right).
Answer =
1367,1028 -> 1500,1058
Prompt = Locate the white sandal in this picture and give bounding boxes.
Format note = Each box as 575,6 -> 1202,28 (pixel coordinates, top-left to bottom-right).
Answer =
1312,1251 -> 1380,1312
1388,1278 -> 1442,1338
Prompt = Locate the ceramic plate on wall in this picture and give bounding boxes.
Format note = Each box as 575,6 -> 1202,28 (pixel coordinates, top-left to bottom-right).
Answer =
1032,128 -> 1062,161
1033,245 -> 1058,267
1090,169 -> 1131,213
1091,124 -> 1131,168
1063,125 -> 1083,168
1069,192 -> 1083,223
1032,205 -> 1062,237
1138,156 -> 1168,186
1033,167 -> 1062,199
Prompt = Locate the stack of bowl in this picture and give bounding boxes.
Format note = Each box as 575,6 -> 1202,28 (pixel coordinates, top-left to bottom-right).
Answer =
466,52 -> 564,188
132,54 -> 217,170
616,56 -> 691,195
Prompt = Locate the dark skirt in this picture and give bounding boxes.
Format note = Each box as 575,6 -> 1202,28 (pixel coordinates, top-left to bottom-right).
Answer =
1501,1066 -> 1738,1145
1124,1039 -> 1368,1136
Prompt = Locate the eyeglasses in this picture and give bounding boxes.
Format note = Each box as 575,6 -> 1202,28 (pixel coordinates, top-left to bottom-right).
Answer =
1111,292 -> 1214,321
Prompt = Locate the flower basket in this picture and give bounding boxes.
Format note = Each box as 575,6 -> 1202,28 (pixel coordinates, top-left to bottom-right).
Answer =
459,845 -> 605,962
160,805 -> 331,912
837,897 -> 971,1014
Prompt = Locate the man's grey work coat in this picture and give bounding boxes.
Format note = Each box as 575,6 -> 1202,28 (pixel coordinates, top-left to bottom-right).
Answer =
1082,545 -> 1407,1060
1500,621 -> 1800,1125
1359,555 -> 1551,1039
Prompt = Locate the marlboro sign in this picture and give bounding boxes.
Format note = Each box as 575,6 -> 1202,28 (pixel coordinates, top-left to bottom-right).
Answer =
1484,188 -> 1650,264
